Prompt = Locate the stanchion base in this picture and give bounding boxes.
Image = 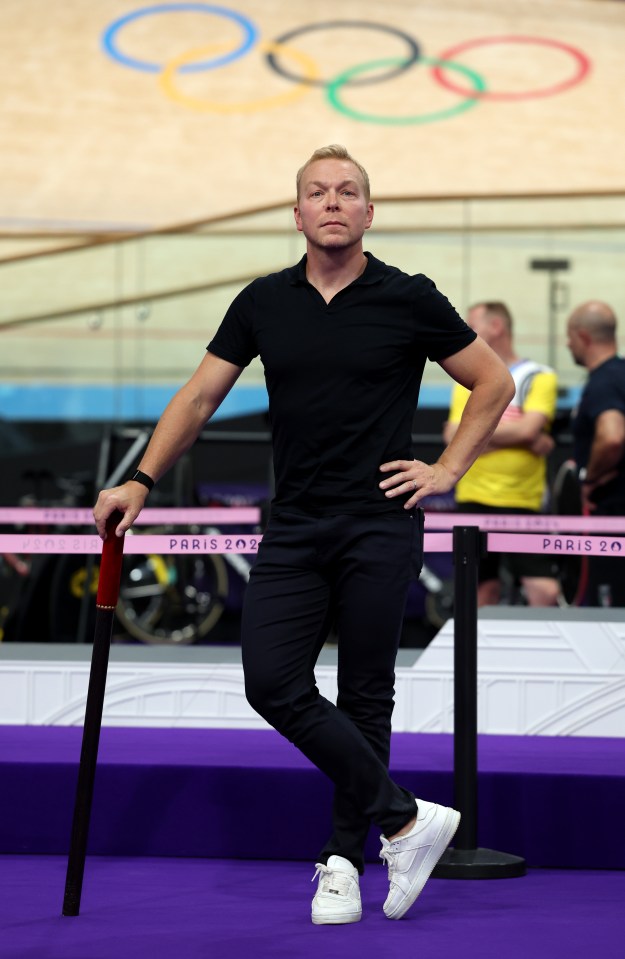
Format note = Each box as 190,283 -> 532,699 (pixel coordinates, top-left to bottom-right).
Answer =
433,847 -> 526,879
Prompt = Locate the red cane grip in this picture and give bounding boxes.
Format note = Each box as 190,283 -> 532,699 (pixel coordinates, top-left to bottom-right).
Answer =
96,511 -> 126,609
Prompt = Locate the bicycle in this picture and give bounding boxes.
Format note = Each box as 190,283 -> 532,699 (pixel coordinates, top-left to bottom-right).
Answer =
114,524 -> 255,645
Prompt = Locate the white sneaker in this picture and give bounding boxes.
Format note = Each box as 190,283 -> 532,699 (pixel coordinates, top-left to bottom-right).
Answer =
311,855 -> 362,925
380,798 -> 460,920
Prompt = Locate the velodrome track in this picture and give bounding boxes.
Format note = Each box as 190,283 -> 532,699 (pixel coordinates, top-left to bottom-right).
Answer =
1,0 -> 625,233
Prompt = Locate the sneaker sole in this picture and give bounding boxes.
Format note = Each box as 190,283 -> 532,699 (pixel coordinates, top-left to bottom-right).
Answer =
311,911 -> 362,925
384,806 -> 461,920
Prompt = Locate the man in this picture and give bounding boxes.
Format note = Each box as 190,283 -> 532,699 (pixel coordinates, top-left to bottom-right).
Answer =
567,300 -> 625,606
444,301 -> 560,606
95,145 -> 514,923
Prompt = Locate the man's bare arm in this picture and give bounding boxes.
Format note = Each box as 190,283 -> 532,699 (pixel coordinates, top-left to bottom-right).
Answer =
487,410 -> 550,448
445,408 -> 551,452
94,353 -> 244,537
380,338 -> 515,507
583,409 -> 625,487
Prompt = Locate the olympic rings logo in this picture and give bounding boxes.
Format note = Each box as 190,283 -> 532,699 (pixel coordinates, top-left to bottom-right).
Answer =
101,4 -> 592,124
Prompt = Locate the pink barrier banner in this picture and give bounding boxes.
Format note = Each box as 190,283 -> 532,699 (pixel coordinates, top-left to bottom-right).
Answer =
2,531 -> 624,558
0,507 -> 261,526
487,531 -> 625,557
423,532 -> 453,552
2,507 -> 623,534
424,512 -> 625,533
0,531 -> 453,556
0,534 -> 261,555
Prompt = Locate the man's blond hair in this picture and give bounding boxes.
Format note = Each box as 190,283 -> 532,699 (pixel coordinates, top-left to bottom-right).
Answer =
469,301 -> 514,336
296,145 -> 371,202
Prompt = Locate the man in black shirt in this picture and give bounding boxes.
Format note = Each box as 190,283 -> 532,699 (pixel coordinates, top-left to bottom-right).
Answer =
567,301 -> 625,605
95,145 -> 513,923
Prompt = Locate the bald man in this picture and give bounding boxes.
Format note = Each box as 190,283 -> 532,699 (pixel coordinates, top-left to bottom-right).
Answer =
567,301 -> 625,606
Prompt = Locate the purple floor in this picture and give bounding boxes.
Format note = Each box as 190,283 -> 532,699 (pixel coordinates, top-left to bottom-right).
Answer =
2,727 -> 625,956
1,856 -> 624,959
3,727 -> 625,869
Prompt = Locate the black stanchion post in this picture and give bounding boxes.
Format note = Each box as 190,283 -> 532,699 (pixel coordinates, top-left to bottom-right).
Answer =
62,512 -> 126,916
452,524 -> 479,853
433,525 -> 526,879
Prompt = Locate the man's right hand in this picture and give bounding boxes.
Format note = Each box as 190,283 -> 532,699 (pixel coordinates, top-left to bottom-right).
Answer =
93,481 -> 149,539
529,432 -> 555,457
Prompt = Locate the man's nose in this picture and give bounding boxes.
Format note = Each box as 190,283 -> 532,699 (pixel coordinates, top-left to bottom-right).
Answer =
326,191 -> 340,208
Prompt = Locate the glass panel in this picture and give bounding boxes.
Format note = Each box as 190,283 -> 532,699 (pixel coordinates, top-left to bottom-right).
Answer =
1,194 -> 623,420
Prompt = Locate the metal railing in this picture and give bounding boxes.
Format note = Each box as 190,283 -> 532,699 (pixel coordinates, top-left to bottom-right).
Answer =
2,191 -> 624,421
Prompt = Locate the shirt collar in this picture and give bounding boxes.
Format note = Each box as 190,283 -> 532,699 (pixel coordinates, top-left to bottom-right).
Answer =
289,252 -> 386,287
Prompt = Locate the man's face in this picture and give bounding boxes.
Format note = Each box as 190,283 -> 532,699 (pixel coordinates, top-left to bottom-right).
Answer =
294,158 -> 373,251
466,306 -> 495,344
566,320 -> 586,367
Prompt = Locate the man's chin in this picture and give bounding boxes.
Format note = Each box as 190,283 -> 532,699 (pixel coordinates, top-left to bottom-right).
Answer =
317,234 -> 353,249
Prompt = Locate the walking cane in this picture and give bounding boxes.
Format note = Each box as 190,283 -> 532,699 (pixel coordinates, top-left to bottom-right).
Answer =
62,511 -> 125,916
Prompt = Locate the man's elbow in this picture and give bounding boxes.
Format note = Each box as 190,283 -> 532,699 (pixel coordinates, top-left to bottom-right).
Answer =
493,369 -> 515,413
503,369 -> 515,403
600,437 -> 625,463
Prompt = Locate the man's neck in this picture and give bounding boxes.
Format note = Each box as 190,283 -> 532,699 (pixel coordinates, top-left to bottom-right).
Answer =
587,346 -> 617,371
305,244 -> 368,304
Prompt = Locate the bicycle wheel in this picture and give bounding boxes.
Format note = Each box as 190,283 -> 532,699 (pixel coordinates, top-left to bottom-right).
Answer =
0,554 -> 31,641
48,553 -> 98,643
116,549 -> 229,645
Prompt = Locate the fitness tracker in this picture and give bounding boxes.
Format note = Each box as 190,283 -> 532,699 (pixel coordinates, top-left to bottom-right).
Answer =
130,469 -> 155,491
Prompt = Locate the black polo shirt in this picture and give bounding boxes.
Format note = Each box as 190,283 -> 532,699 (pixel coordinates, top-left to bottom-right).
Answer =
573,355 -> 625,510
208,252 -> 475,515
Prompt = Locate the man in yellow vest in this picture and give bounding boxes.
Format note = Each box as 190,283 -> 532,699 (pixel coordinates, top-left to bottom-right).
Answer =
444,301 -> 560,606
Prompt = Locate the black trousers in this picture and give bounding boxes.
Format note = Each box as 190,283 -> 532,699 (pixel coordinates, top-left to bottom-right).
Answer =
241,508 -> 423,873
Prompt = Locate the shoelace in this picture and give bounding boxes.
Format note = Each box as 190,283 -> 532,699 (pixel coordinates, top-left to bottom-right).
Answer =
379,838 -> 398,879
311,863 -> 353,896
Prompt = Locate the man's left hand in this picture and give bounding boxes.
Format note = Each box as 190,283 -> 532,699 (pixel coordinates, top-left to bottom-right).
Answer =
379,459 -> 454,508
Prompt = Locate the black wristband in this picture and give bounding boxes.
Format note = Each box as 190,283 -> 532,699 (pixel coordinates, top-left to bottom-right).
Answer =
130,469 -> 155,492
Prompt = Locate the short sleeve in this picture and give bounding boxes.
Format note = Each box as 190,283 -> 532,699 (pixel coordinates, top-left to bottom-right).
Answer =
207,283 -> 259,368
524,370 -> 558,422
585,366 -> 625,419
413,276 -> 477,362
